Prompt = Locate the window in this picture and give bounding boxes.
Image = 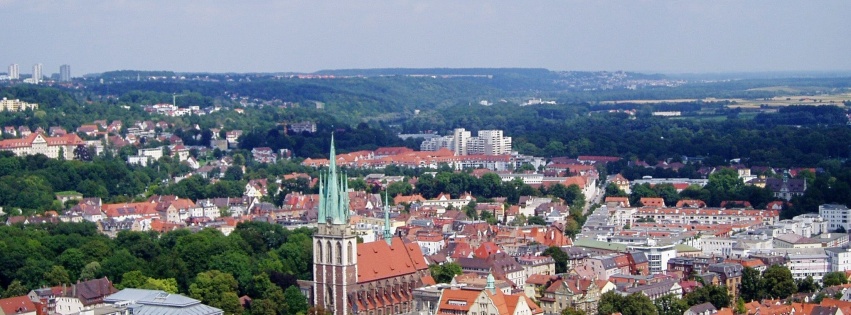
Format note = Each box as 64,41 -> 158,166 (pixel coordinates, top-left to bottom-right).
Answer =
337,242 -> 343,264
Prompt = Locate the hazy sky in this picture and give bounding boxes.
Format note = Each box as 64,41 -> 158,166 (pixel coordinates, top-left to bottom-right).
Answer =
2,1 -> 849,75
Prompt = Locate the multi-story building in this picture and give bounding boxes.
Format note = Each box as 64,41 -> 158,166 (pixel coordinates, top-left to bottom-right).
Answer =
539,276 -> 604,315
473,130 -> 512,155
8,64 -> 19,80
434,278 -> 542,315
752,248 -> 829,282
32,63 -> 43,84
819,204 -> 851,232
0,133 -> 84,159
634,207 -> 779,225
825,247 -> 851,272
420,128 -> 512,156
707,263 -> 743,299
627,240 -> 676,274
453,128 -> 471,155
59,64 -> 71,82
0,98 -> 38,112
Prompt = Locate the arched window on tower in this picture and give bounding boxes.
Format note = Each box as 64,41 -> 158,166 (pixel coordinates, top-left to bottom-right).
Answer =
326,241 -> 332,264
317,242 -> 323,263
336,242 -> 342,264
347,241 -> 354,264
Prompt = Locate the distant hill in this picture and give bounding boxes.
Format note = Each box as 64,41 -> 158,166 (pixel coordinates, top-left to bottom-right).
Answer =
312,67 -> 555,78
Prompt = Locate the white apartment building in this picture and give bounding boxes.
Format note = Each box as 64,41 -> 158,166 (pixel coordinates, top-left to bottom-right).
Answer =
698,237 -> 738,257
453,128 -> 471,155
825,247 -> 851,272
752,248 -> 829,282
819,204 -> 851,232
32,63 -> 43,84
498,173 -> 543,185
420,128 -> 512,156
628,240 -> 676,274
634,208 -> 779,225
8,64 -> 19,80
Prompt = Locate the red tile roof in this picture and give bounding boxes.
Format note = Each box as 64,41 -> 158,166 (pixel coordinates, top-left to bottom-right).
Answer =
0,295 -> 37,315
356,238 -> 428,283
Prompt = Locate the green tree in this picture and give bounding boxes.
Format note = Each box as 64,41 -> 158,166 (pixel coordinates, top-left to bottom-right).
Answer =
762,265 -> 797,299
685,285 -> 731,309
189,270 -> 243,315
528,215 -> 547,225
44,265 -> 71,286
823,271 -> 848,287
796,276 -> 818,293
654,294 -> 688,315
118,270 -> 149,289
283,285 -> 309,314
543,246 -> 569,274
79,261 -> 102,281
4,280 -> 28,298
429,263 -> 463,283
143,277 -> 179,293
605,183 -> 627,197
735,297 -> 747,315
597,292 -> 657,315
248,299 -> 278,315
740,267 -> 764,302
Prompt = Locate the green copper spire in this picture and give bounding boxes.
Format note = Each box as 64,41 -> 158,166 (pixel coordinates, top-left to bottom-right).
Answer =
383,192 -> 392,245
318,133 -> 349,225
486,273 -> 496,294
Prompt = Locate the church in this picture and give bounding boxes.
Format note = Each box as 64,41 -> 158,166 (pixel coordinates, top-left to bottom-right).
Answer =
313,135 -> 431,315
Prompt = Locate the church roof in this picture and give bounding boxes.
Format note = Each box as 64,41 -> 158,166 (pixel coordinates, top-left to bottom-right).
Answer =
357,237 -> 428,283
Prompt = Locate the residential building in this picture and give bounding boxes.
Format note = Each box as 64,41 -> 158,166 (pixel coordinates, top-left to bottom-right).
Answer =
620,279 -> 682,301
9,64 -> 19,80
539,276 -> 604,315
765,177 -> 807,201
0,98 -> 38,112
32,63 -> 43,84
0,295 -> 36,315
517,255 -> 556,278
60,64 -> 71,82
820,204 -> 851,232
825,247 -> 851,272
420,128 -> 512,156
288,121 -> 317,133
627,240 -> 676,274
434,277 -> 542,315
707,263 -> 743,299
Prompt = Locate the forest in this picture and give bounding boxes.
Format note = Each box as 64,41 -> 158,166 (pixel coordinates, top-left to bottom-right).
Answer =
0,221 -> 313,315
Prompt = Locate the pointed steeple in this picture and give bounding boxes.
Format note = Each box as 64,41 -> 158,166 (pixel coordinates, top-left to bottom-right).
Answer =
485,273 -> 496,294
318,133 -> 349,225
383,192 -> 392,245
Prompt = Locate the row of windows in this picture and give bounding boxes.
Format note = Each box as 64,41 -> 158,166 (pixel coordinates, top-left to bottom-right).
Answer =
316,240 -> 355,264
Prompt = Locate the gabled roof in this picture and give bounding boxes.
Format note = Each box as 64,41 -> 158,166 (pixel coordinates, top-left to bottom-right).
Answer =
356,237 -> 428,283
74,277 -> 118,302
0,295 -> 37,315
437,288 -> 479,312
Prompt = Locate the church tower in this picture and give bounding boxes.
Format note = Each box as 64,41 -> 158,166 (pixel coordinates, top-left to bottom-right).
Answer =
313,134 -> 358,315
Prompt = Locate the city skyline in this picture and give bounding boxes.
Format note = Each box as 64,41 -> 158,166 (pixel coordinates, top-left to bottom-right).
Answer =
1,1 -> 849,75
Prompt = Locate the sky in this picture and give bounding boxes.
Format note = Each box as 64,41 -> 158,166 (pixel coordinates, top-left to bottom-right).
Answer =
2,1 -> 850,76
